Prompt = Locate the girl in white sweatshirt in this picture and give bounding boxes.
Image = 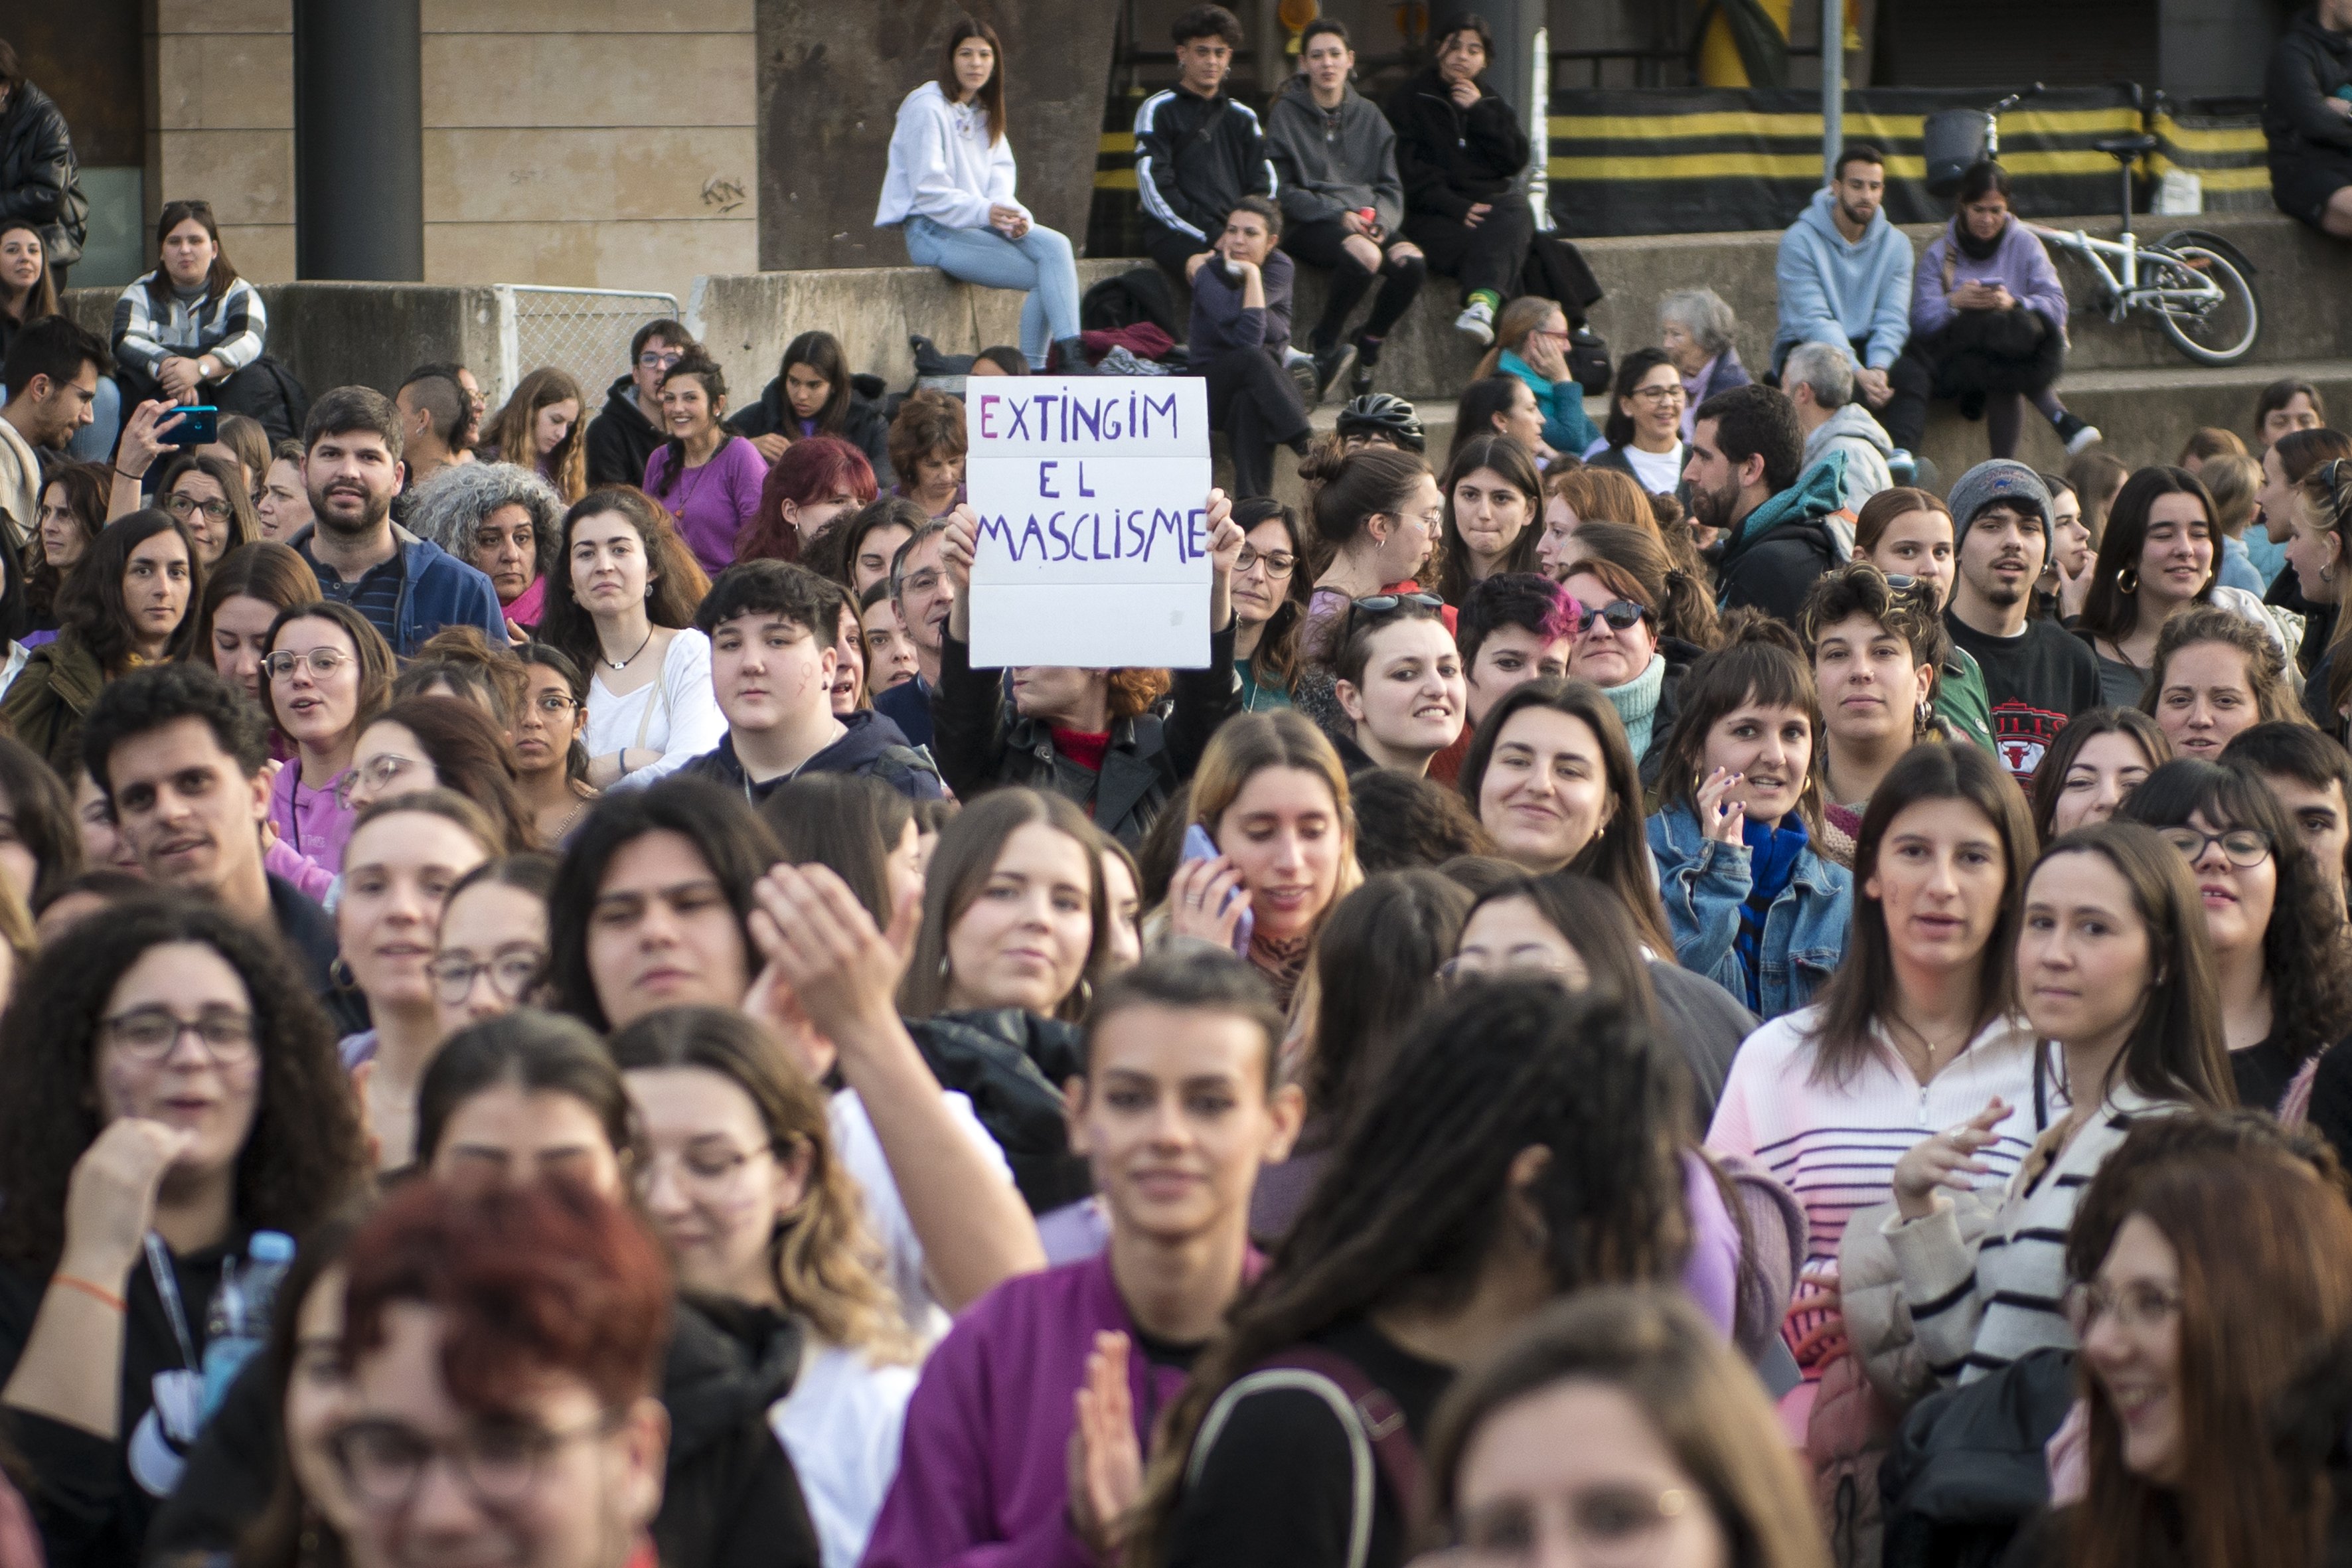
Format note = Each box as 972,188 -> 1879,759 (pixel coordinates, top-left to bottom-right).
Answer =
874,20 -> 1091,374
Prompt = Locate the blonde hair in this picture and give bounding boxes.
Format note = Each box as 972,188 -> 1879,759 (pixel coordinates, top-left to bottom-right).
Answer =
1545,465 -> 1654,534
1166,710 -> 1363,925
2199,451 -> 2263,539
1472,295 -> 1565,381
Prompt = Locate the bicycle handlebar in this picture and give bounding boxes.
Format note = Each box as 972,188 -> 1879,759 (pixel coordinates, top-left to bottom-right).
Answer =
1988,82 -> 2047,116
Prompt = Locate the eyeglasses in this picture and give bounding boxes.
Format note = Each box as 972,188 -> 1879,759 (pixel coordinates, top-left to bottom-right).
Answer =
102,1006 -> 257,1064
635,1140 -> 785,1197
2065,1280 -> 2182,1335
334,753 -> 430,808
529,692 -> 578,716
263,647 -> 353,682
2156,825 -> 2272,869
1353,591 -> 1445,613
330,1409 -> 625,1510
1628,384 -> 1686,404
426,947 -> 548,1006
637,351 -> 682,370
166,493 -> 232,522
1581,599 -> 1650,633
1234,545 -> 1296,577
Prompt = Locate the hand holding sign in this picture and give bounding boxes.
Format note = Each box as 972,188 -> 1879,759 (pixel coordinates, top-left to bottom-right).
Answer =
964,377 -> 1215,668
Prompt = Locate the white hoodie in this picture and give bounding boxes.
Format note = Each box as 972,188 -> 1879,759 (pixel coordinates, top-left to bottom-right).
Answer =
874,80 -> 1026,232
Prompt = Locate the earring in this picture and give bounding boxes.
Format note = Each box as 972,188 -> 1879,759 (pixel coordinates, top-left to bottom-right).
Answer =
937,954 -> 951,980
1915,697 -> 1935,738
2117,567 -> 2139,595
1077,977 -> 1094,1011
330,956 -> 356,990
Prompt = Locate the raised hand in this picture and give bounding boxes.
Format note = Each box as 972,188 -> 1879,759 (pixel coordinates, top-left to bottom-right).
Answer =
116,400 -> 187,482
2055,543 -> 2096,621
1166,853 -> 1250,947
1695,767 -> 1747,846
1893,1097 -> 2009,1221
747,864 -> 921,1054
1065,1331 -> 1142,1557
60,1119 -> 195,1283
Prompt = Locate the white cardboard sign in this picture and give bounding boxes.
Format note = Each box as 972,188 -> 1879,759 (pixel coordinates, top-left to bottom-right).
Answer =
964,376 -> 1214,670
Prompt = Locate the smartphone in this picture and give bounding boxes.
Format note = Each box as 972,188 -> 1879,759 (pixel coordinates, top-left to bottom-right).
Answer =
1179,824 -> 1254,958
167,405 -> 218,447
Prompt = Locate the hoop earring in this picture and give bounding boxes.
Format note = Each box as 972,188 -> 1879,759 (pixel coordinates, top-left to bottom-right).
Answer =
2117,567 -> 2139,595
1076,977 -> 1094,1011
330,956 -> 356,990
1915,697 -> 1935,738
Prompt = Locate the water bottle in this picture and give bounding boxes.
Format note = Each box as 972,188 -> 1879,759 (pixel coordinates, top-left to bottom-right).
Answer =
198,1231 -> 296,1421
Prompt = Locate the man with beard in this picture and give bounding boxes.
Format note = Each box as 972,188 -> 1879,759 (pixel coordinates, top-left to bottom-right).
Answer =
1940,459 -> 2101,784
1687,383 -> 1843,623
287,386 -> 507,656
0,315 -> 106,551
1774,144 -> 1922,451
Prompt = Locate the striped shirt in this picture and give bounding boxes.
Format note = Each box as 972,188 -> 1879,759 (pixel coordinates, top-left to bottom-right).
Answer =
1708,1006 -> 2046,1278
1885,1083 -> 2179,1384
110,274 -> 268,377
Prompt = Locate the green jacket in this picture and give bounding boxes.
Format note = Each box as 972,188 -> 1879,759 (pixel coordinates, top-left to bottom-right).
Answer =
1936,645 -> 1997,756
2,627 -> 106,776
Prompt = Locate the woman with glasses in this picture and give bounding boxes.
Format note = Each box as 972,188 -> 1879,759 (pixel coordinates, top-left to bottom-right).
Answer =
613,1004 -> 919,1568
333,791 -> 501,1168
259,601 -> 394,882
1798,563 -> 1945,839
2023,1134 -> 2352,1568
1229,498 -> 1307,712
1418,1289 -> 1826,1568
1557,555 -> 1679,771
147,451 -> 255,566
2116,758 -> 2352,1115
1591,348 -> 1688,498
340,694 -> 536,854
3,510 -> 201,774
1304,446 -> 1445,657
0,896 -> 364,1566
1472,296 -> 1599,461
512,645 -> 597,846
430,852 -> 557,1038
1329,595 -> 1466,777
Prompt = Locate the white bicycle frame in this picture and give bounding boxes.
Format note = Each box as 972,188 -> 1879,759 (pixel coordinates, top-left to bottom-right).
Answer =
2025,222 -> 2227,327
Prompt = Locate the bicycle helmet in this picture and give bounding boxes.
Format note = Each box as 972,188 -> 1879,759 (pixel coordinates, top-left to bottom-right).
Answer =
1335,392 -> 1425,453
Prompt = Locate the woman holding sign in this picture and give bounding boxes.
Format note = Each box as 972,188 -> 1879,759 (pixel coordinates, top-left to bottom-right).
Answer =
929,493 -> 1245,847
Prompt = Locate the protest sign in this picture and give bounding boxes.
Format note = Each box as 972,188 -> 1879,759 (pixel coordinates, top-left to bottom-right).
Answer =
964,376 -> 1214,669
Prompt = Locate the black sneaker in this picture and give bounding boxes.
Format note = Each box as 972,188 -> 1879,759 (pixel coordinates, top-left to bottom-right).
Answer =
1350,335 -> 1382,398
1309,341 -> 1357,405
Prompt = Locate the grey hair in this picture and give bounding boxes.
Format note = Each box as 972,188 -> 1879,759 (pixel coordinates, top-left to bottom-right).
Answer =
1781,341 -> 1856,410
403,461 -> 564,584
1658,288 -> 1737,358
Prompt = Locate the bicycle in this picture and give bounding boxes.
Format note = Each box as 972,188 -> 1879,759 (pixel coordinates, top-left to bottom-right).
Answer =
1938,85 -> 2264,367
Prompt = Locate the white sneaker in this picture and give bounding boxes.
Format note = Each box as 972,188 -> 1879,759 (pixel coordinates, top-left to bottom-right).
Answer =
1453,299 -> 1496,347
2065,423 -> 2104,456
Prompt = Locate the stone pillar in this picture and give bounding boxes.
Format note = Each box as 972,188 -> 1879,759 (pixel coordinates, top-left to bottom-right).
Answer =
757,0 -> 1118,270
293,0 -> 422,280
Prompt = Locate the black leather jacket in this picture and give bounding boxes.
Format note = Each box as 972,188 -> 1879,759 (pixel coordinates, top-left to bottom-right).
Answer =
0,82 -> 86,265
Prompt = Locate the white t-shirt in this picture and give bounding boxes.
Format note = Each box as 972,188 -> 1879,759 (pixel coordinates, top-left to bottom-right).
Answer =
585,627 -> 727,790
1620,440 -> 1686,496
826,1086 -> 1012,1340
770,1341 -> 919,1568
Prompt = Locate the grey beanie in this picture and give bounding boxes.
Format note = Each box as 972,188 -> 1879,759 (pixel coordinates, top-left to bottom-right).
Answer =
1946,459 -> 2053,553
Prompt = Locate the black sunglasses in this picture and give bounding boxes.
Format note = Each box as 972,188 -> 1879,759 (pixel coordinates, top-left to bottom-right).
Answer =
1352,591 -> 1445,614
1581,598 -> 1650,633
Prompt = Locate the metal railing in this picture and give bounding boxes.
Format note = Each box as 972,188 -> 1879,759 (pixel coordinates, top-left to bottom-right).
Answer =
489,285 -> 682,408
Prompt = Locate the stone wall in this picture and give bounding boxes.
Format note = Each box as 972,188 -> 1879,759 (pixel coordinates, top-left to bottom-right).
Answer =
149,0 -> 296,282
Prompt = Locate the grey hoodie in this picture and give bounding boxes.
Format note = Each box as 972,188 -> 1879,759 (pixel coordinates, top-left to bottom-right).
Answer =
1803,401 -> 1895,516
1264,76 -> 1405,233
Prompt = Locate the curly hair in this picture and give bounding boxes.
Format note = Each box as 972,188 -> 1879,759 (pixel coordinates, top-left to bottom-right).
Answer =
82,659 -> 266,795
1796,560 -> 1949,706
607,1005 -> 917,1364
1133,980 -> 1691,1566
2116,758 -> 2352,1075
2136,604 -> 2302,732
0,895 -> 367,1271
402,460 -> 564,596
535,486 -> 714,680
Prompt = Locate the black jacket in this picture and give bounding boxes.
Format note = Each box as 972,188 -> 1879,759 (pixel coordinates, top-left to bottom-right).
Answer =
1635,634 -> 1704,791
1133,86 -> 1277,244
2266,10 -> 2352,169
143,1294 -> 821,1568
586,373 -> 666,489
904,1007 -> 1091,1214
929,620 -> 1239,848
728,373 -> 896,486
1711,489 -> 1845,627
678,710 -> 943,802
1384,66 -> 1530,222
0,82 -> 86,266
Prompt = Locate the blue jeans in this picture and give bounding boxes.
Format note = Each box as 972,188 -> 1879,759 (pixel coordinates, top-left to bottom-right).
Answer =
903,214 -> 1081,368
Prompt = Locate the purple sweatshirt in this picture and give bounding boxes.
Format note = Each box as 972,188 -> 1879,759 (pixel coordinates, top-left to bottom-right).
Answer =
643,435 -> 771,577
862,1249 -> 1235,1568
1911,216 -> 2071,341
269,757 -> 354,876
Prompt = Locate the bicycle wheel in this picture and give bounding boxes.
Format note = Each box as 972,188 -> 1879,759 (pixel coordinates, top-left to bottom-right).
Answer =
2147,244 -> 2260,366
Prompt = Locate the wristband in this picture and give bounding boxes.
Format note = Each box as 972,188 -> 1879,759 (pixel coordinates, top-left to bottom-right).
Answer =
52,1272 -> 126,1312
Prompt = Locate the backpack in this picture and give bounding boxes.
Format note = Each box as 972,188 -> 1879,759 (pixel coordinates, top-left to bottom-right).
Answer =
1081,268 -> 1187,341
1188,1346 -> 1424,1568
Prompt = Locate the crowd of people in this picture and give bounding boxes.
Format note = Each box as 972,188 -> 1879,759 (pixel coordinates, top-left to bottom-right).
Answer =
3,9 -> 2352,1568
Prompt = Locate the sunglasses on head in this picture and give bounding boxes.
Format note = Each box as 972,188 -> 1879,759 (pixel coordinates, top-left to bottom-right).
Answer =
1353,591 -> 1445,614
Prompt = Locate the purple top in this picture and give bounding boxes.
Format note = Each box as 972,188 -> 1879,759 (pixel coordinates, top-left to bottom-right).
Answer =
1912,216 -> 2071,341
642,435 -> 770,576
862,1250 -> 1213,1568
270,757 -> 354,876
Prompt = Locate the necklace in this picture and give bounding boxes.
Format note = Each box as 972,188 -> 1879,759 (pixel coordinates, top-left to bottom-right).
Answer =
603,623 -> 655,672
1890,1012 -> 1966,1077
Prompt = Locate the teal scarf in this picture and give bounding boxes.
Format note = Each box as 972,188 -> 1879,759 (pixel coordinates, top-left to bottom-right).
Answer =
1603,653 -> 1667,757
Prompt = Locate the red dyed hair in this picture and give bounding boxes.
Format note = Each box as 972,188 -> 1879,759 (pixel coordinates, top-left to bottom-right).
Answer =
741,435 -> 879,564
340,1180 -> 672,1413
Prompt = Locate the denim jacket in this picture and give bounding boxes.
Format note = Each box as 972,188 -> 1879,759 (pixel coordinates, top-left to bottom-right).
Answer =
1647,803 -> 1852,1021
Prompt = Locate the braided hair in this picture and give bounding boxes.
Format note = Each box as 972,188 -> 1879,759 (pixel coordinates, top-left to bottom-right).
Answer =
1133,979 -> 1690,1563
